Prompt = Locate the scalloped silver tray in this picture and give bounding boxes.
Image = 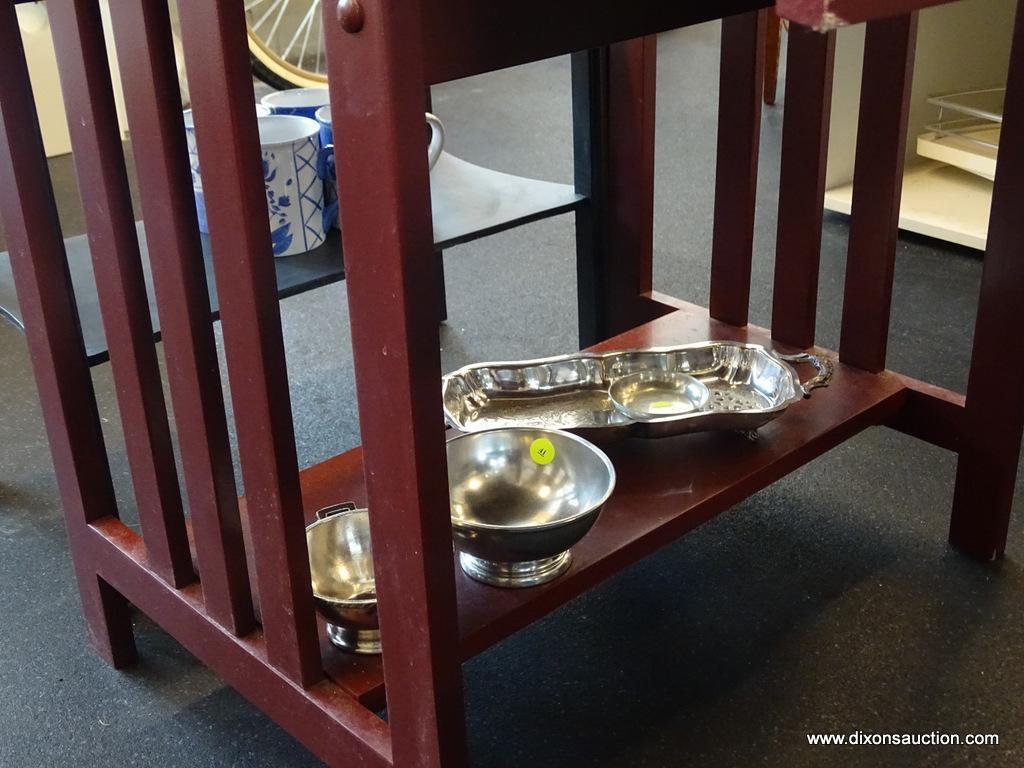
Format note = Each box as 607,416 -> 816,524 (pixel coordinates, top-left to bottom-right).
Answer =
442,342 -> 833,441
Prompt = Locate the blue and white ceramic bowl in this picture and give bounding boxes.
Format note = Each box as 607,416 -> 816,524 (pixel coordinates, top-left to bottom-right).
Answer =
261,87 -> 330,120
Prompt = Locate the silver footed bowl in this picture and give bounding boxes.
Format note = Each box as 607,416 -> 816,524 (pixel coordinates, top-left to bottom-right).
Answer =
446,428 -> 616,588
306,503 -> 380,654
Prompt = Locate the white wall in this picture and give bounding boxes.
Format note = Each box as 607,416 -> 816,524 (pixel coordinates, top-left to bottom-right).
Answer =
17,3 -> 75,157
16,1 -> 185,158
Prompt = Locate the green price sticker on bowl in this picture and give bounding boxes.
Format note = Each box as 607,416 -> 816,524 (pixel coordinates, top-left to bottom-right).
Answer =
530,438 -> 556,465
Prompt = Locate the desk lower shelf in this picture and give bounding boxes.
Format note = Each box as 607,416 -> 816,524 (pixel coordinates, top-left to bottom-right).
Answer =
258,301 -> 908,709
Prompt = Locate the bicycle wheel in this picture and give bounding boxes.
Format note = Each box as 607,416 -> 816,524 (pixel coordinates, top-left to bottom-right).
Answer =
246,0 -> 327,90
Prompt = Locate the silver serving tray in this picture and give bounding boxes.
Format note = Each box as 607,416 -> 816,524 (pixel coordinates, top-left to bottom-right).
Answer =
442,342 -> 833,440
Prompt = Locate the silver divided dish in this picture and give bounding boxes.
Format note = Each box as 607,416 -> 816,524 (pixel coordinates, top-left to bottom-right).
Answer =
443,341 -> 834,440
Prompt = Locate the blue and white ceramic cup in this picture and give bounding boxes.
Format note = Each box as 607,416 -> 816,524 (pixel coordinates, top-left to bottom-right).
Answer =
261,87 -> 330,120
186,104 -> 271,234
424,113 -> 445,169
314,104 -> 334,150
314,105 -> 338,230
312,106 -> 446,173
258,115 -> 326,258
185,104 -> 271,189
183,109 -> 202,189
312,106 -> 445,231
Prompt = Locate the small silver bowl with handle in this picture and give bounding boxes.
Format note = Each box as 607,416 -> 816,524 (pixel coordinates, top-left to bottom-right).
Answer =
306,502 -> 380,654
446,428 -> 616,588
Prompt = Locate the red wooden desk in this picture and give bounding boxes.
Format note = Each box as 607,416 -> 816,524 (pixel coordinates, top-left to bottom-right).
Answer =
2,0 -> 1022,766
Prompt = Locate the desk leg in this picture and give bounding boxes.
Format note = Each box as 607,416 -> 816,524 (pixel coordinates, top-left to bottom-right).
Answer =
325,2 -> 467,766
572,36 -> 658,347
949,0 -> 1024,561
436,251 -> 448,323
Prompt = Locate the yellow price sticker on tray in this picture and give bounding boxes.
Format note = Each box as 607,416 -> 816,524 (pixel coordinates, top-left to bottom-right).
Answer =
530,437 -> 556,465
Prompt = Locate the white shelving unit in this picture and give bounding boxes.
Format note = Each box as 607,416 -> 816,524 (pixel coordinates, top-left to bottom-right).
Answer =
821,0 -> 1016,251
916,87 -> 1003,181
824,159 -> 992,249
916,126 -> 999,181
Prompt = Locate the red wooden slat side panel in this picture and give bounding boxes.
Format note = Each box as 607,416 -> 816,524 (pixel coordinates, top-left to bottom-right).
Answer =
88,519 -> 393,768
0,2 -> 136,667
107,0 -> 255,635
709,10 -> 767,327
46,0 -> 194,588
771,25 -> 836,349
175,1 -> 321,686
776,0 -> 951,29
324,0 -> 468,765
838,13 -> 917,373
950,0 -> 1024,560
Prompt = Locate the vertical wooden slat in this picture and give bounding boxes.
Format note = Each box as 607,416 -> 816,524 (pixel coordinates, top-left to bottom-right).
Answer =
324,0 -> 468,765
175,1 -> 320,686
608,35 -> 659,336
771,25 -> 836,349
573,36 -> 658,347
838,13 -> 918,372
47,0 -> 194,587
949,0 -> 1024,561
709,10 -> 767,327
0,2 -> 136,667
107,0 -> 255,635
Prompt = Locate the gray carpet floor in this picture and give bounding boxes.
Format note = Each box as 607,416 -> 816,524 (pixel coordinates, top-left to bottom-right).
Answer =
2,24 -> 1023,768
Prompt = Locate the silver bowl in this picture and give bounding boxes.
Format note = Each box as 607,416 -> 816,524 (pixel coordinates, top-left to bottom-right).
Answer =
446,428 -> 616,588
608,370 -> 710,421
306,503 -> 380,654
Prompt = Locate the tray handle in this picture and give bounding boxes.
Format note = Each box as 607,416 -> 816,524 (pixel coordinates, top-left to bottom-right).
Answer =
315,502 -> 359,521
778,353 -> 834,398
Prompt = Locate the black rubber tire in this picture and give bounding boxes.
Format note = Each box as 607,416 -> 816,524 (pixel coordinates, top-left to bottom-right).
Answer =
250,52 -> 302,91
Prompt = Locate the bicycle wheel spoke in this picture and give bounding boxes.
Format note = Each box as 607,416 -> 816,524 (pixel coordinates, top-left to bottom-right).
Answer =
266,0 -> 291,47
282,0 -> 317,63
252,0 -> 285,32
247,0 -> 328,82
297,2 -> 317,69
315,11 -> 323,73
